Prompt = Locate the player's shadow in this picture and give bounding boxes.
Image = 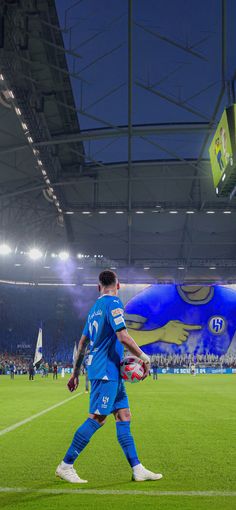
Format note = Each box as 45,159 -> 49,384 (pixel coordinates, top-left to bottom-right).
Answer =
37,478 -> 134,491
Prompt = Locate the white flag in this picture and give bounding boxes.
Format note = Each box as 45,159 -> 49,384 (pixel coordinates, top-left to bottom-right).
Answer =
34,327 -> 43,368
73,341 -> 77,365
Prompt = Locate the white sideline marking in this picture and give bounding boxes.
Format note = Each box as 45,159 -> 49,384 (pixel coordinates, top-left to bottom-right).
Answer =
0,392 -> 83,437
0,488 -> 235,497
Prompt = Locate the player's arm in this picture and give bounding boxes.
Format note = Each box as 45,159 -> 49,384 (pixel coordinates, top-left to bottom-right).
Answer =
116,328 -> 150,379
67,334 -> 89,392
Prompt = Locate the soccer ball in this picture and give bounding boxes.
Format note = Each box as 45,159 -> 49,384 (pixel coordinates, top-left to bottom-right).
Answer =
120,356 -> 144,383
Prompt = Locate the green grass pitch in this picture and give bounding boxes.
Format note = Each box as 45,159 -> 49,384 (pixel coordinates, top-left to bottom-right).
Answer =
0,373 -> 235,510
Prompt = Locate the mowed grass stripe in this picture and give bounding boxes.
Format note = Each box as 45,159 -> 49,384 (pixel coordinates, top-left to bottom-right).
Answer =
0,487 -> 236,497
0,374 -> 83,430
0,392 -> 83,436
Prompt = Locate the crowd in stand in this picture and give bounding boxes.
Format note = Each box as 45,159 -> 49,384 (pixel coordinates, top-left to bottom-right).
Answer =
150,353 -> 236,368
0,352 -> 29,374
0,353 -> 62,375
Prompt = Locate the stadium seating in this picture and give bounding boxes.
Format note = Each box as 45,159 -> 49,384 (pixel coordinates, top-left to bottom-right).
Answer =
0,284 -> 92,362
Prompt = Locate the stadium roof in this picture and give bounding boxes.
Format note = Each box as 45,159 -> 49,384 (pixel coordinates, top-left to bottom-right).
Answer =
0,0 -> 236,283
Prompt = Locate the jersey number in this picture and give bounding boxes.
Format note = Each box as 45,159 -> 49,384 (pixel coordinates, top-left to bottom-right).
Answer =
87,320 -> 98,366
89,320 -> 98,338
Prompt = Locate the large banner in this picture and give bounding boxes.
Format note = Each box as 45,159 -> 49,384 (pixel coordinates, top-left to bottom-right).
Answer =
121,284 -> 236,356
209,108 -> 233,188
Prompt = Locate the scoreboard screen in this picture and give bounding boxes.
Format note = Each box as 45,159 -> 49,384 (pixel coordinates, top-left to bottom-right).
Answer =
209,107 -> 234,195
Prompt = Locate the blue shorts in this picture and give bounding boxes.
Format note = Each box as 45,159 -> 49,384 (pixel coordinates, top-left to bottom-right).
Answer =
89,379 -> 129,416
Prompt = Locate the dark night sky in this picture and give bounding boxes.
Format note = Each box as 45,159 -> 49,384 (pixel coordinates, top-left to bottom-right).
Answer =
55,0 -> 236,163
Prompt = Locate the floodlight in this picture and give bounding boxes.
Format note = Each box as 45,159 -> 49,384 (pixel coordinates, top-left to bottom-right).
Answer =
58,251 -> 69,261
28,248 -> 43,260
0,244 -> 12,255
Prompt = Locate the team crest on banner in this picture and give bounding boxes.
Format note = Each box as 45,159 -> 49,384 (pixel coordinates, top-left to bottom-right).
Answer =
208,316 -> 226,335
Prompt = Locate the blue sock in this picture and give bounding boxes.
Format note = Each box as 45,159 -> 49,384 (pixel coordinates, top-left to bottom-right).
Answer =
64,418 -> 101,464
116,421 -> 140,468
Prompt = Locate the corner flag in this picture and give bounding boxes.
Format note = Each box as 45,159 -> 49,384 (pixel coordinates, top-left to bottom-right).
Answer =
34,326 -> 43,368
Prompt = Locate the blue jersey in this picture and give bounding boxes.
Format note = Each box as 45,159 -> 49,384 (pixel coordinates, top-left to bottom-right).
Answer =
125,285 -> 236,356
82,295 -> 126,381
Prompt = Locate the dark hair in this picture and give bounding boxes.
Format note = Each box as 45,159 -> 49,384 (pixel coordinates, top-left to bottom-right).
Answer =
99,270 -> 117,287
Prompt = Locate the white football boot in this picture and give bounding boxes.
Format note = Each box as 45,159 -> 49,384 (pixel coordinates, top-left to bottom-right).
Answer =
132,463 -> 163,482
56,461 -> 88,483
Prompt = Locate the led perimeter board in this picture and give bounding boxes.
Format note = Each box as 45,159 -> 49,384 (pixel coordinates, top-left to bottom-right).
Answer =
209,105 -> 236,197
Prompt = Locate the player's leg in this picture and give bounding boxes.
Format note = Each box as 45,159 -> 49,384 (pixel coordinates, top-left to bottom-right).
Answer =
113,381 -> 162,482
63,412 -> 105,463
56,380 -> 116,483
114,407 -> 140,467
56,412 -> 105,483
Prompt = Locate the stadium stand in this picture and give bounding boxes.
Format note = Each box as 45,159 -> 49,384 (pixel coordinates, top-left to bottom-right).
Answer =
0,284 -> 88,362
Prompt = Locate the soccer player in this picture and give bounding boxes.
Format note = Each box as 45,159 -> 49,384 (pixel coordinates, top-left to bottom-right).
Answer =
9,361 -> 15,379
152,359 -> 158,380
53,361 -> 58,380
28,360 -> 34,381
56,270 -> 162,484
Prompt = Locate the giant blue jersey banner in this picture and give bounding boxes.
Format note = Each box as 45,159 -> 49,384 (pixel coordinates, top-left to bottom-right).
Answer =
122,284 -> 236,356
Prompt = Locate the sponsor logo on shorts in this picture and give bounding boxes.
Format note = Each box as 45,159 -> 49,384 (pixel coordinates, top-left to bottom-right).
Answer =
114,316 -> 125,326
111,308 -> 123,317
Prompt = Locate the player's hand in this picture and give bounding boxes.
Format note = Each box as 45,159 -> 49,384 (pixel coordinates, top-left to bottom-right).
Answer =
67,375 -> 79,392
142,362 -> 150,380
159,320 -> 202,345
